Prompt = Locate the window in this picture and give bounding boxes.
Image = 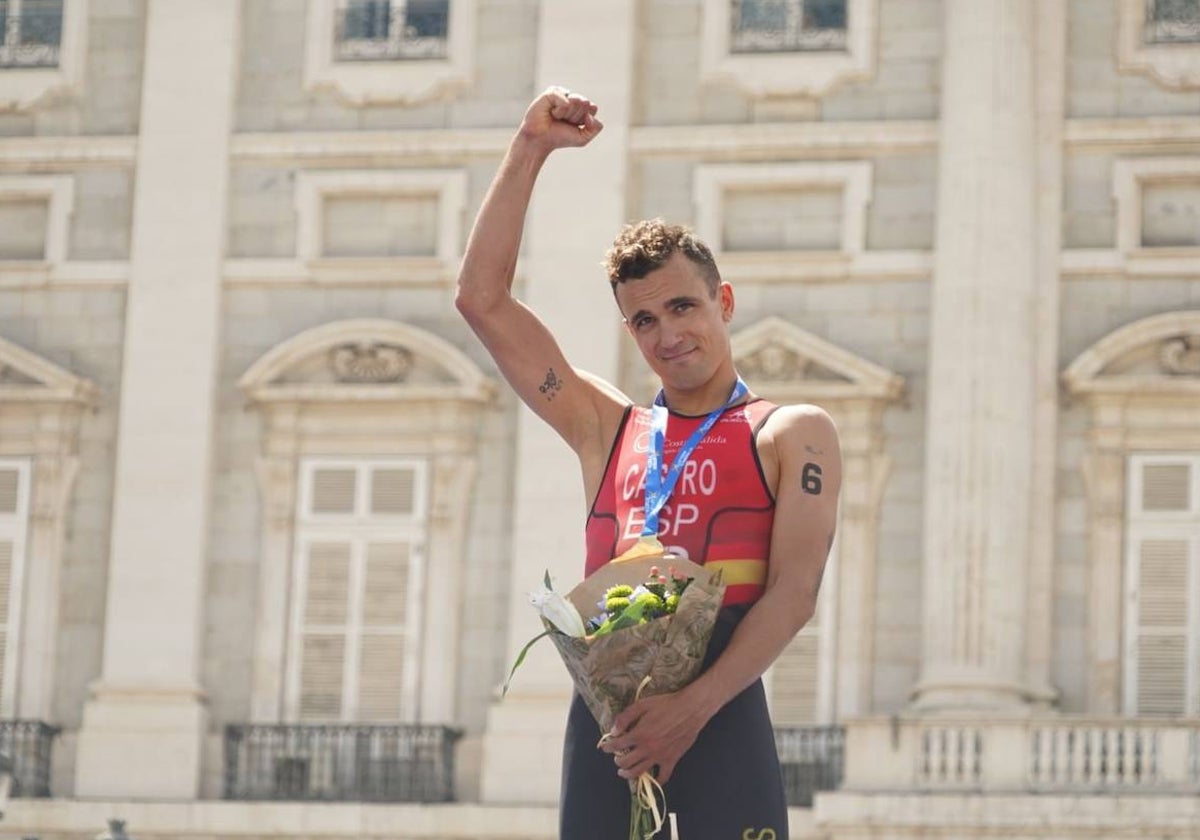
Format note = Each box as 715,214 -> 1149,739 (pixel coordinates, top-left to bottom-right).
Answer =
335,0 -> 449,62
768,557 -> 836,725
0,459 -> 30,718
1124,454 -> 1200,717
0,0 -> 63,69
1146,0 -> 1200,44
286,459 -> 429,723
731,0 -> 847,54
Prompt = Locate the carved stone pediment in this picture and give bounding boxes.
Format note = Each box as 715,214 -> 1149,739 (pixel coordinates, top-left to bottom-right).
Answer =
0,334 -> 98,405
239,318 -> 494,404
729,316 -> 905,402
1064,311 -> 1200,395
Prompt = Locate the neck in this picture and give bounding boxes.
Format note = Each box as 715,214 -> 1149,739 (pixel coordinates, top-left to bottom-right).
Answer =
658,373 -> 744,416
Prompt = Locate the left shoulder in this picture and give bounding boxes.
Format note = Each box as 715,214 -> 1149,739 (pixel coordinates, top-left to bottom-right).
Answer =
759,403 -> 840,449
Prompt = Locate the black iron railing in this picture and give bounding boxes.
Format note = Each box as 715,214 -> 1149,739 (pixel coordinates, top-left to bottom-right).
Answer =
224,723 -> 462,803
0,0 -> 63,69
775,725 -> 844,807
0,719 -> 60,797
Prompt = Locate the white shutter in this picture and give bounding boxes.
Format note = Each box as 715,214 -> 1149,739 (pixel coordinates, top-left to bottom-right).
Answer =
296,541 -> 352,721
771,610 -> 820,725
1132,538 -> 1191,716
287,459 -> 428,722
1141,463 -> 1191,513
369,467 -> 418,516
0,460 -> 30,717
309,467 -> 356,515
357,541 -> 411,721
1125,455 -> 1200,717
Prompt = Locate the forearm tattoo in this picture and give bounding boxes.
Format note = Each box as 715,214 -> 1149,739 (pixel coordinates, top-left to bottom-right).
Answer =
538,367 -> 563,401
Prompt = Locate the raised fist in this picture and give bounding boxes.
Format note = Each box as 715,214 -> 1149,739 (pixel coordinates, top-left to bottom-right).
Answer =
518,86 -> 604,153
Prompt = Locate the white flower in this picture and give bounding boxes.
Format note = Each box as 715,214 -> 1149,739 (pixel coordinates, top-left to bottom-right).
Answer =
530,585 -> 586,638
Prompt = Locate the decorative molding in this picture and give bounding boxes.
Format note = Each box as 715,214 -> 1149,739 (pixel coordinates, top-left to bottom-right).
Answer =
0,0 -> 90,112
1118,0 -> 1200,89
1160,335 -> 1200,376
700,0 -> 878,99
293,169 -> 467,267
732,316 -> 904,719
1112,156 -> 1200,257
0,332 -> 96,721
631,120 -> 936,158
303,0 -> 477,106
0,135 -> 137,171
0,175 -> 74,266
240,317 -> 493,405
730,315 -> 904,403
1063,310 -> 1200,714
1064,310 -> 1200,395
694,160 -> 873,260
242,318 -> 495,724
0,333 -> 100,405
232,128 -> 512,166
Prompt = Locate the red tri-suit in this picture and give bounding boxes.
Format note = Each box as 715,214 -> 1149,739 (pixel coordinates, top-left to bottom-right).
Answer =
585,399 -> 780,606
562,397 -> 792,840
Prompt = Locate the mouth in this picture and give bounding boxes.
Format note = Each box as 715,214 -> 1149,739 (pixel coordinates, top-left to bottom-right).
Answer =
658,348 -> 697,363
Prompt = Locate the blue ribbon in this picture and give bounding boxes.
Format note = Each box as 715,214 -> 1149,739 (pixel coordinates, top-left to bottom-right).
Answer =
642,377 -> 750,539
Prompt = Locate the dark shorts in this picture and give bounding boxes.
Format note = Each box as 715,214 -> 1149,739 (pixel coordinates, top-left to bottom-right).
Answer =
559,605 -> 789,840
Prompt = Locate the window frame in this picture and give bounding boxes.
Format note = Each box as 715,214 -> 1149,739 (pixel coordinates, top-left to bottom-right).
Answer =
304,0 -> 476,106
1119,0 -> 1200,88
1122,453 -> 1200,717
0,457 -> 31,718
0,0 -> 87,112
285,457 -> 430,724
700,0 -> 876,98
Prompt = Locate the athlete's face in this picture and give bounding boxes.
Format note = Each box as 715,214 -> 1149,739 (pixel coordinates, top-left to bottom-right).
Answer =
614,253 -> 735,396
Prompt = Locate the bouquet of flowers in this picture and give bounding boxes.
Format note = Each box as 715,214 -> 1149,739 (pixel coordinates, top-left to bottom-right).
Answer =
506,546 -> 726,840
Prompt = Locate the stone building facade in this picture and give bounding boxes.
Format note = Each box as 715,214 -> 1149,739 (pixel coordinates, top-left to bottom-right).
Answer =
0,0 -> 1198,838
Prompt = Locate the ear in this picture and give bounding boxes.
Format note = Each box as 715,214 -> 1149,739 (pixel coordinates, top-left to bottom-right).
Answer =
719,282 -> 734,322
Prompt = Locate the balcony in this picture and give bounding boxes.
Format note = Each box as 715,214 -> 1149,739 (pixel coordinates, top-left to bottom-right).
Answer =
845,715 -> 1200,794
224,724 -> 462,803
0,0 -> 63,69
0,720 -> 59,797
775,725 -> 845,806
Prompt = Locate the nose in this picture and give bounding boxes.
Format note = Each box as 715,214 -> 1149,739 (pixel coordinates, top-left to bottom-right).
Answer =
658,320 -> 685,353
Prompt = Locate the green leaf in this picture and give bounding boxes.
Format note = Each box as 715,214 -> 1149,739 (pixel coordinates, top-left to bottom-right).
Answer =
544,569 -> 553,590
592,597 -> 651,638
501,629 -> 550,697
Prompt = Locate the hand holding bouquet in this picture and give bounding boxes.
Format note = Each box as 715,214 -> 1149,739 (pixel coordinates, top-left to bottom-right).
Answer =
505,547 -> 725,840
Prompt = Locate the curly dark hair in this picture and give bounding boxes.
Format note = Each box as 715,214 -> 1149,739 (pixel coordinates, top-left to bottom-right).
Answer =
603,219 -> 721,296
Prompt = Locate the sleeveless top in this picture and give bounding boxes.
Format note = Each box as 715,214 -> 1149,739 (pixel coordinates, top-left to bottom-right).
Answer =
584,399 -> 780,606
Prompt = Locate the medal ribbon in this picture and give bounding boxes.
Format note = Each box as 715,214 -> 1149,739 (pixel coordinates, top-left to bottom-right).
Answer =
641,377 -> 749,539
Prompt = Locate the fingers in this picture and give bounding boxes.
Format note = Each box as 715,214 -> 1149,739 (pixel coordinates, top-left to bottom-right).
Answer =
545,87 -> 600,128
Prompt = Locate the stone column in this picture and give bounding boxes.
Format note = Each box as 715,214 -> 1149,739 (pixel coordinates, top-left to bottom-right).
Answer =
74,0 -> 240,798
913,0 -> 1041,709
480,0 -> 635,804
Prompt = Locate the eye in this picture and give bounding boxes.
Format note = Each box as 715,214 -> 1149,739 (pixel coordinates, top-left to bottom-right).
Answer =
674,301 -> 694,313
633,315 -> 653,330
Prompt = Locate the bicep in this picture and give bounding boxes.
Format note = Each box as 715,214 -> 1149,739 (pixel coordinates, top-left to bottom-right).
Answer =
765,410 -> 842,610
461,294 -> 626,453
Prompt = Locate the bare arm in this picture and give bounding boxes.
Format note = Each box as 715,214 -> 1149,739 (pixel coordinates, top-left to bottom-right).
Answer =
603,405 -> 842,783
455,88 -> 627,459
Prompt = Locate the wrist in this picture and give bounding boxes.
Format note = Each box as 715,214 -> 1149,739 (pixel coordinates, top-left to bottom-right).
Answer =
510,128 -> 554,166
681,674 -> 725,725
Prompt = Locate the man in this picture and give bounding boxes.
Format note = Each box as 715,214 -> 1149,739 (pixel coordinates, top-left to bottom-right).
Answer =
456,87 -> 840,839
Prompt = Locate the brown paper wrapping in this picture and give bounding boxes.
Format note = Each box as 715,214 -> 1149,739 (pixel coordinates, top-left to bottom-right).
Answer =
546,552 -> 726,733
